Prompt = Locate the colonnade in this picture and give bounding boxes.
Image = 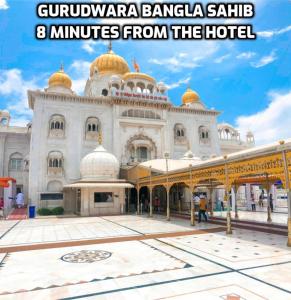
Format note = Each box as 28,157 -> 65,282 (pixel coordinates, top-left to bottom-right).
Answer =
130,140 -> 291,246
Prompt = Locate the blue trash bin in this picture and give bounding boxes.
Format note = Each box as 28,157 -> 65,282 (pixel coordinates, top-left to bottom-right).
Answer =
29,206 -> 36,218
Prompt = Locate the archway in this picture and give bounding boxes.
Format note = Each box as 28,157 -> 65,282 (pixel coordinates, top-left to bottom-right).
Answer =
152,185 -> 167,214
169,182 -> 189,213
128,187 -> 137,213
139,186 -> 150,214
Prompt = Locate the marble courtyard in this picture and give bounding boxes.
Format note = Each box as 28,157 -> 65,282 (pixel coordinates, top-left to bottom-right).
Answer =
0,215 -> 291,299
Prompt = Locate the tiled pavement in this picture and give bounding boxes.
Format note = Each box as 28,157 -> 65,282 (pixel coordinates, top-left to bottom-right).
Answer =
0,215 -> 291,299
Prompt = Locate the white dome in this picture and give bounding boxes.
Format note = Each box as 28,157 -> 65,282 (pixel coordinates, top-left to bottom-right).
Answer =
180,150 -> 201,161
80,145 -> 119,180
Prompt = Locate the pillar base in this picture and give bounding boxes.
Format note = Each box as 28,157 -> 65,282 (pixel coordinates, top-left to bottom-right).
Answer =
191,209 -> 195,226
226,211 -> 232,235
166,208 -> 170,221
287,218 -> 291,247
267,207 -> 272,223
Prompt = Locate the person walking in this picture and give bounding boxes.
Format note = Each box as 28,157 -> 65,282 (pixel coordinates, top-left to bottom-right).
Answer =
198,195 -> 208,223
251,194 -> 256,211
220,198 -> 224,211
259,190 -> 264,208
16,192 -> 24,208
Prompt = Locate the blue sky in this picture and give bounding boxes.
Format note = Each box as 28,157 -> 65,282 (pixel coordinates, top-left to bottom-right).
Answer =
0,0 -> 290,144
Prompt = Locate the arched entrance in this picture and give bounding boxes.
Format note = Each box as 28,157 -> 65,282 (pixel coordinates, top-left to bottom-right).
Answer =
139,186 -> 150,214
152,185 -> 167,214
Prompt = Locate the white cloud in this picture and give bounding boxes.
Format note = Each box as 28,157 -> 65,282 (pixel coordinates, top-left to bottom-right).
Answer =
257,25 -> 291,38
251,50 -> 277,68
81,40 -> 108,54
236,90 -> 291,145
69,60 -> 91,95
82,40 -> 97,54
149,41 -> 219,72
214,54 -> 231,64
0,69 -> 42,125
236,52 -> 256,59
149,56 -> 200,72
0,0 -> 8,9
165,76 -> 191,90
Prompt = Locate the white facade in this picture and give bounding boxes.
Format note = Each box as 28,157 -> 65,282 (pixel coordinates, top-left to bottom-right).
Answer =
0,111 -> 30,201
0,46 -> 254,210
218,123 -> 255,155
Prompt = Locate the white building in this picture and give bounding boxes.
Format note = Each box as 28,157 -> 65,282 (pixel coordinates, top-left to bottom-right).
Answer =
218,123 -> 255,155
0,45 -> 254,213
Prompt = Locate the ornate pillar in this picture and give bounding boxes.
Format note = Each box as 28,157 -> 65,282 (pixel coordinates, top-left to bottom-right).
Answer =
234,185 -> 239,219
224,156 -> 232,235
264,175 -> 272,223
190,185 -> 195,226
137,185 -> 140,215
280,141 -> 291,246
287,190 -> 291,247
209,187 -> 214,217
166,185 -> 170,221
231,187 -> 236,212
149,186 -> 153,217
189,164 -> 195,225
149,166 -> 153,217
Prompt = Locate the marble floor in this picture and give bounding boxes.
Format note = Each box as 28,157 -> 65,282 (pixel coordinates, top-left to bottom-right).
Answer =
0,215 -> 291,299
213,210 -> 288,225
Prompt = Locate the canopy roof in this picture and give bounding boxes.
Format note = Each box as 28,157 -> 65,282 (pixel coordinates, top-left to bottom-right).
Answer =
139,138 -> 291,175
64,180 -> 133,189
0,177 -> 16,188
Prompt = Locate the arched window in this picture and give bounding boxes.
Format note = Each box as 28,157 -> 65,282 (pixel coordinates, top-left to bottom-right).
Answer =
181,129 -> 184,137
9,153 -> 23,171
199,126 -> 210,144
102,89 -> 108,96
121,109 -> 161,120
49,114 -> 65,138
174,123 -> 187,144
85,117 -> 100,140
48,151 -> 63,176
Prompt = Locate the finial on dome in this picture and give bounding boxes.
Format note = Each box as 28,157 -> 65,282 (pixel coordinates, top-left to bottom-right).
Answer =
133,58 -> 140,72
98,131 -> 102,145
60,61 -> 64,72
108,40 -> 112,53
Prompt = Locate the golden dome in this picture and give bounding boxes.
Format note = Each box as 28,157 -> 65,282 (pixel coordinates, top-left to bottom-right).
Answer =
182,88 -> 200,104
90,48 -> 130,77
48,65 -> 72,89
122,72 -> 156,83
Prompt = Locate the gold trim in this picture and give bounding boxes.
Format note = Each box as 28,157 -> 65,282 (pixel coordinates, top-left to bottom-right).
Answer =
123,72 -> 156,83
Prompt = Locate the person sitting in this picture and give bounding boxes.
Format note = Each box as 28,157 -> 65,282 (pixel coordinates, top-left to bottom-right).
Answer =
198,195 -> 208,223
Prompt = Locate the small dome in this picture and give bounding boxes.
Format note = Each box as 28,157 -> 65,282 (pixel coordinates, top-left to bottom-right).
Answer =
246,131 -> 254,137
80,145 -> 119,181
181,150 -> 201,161
90,48 -> 130,77
182,88 -> 200,104
48,65 -> 72,89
